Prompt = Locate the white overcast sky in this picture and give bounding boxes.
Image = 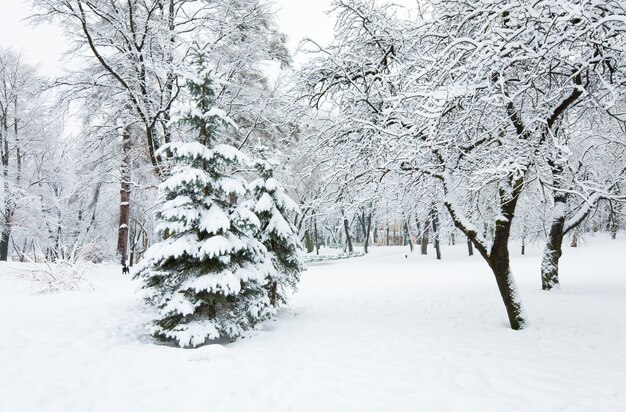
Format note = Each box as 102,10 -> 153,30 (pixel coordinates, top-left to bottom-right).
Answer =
0,0 -> 335,75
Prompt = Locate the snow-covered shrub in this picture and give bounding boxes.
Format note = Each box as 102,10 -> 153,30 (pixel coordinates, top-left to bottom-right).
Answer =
20,260 -> 93,294
80,240 -> 116,263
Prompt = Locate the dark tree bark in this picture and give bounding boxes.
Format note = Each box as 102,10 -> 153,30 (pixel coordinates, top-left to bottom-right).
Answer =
359,209 -> 373,254
443,177 -> 526,330
304,230 -> 314,253
313,215 -> 320,255
0,109 -> 11,261
0,222 -> 10,261
431,208 -> 441,260
403,219 -> 413,252
540,194 -> 566,291
420,215 -> 430,255
342,209 -> 353,253
116,126 -> 132,266
364,213 -> 372,253
610,200 -> 620,240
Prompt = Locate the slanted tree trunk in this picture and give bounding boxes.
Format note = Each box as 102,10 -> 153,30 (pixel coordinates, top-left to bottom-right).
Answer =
488,231 -> 525,330
443,177 -> 526,330
117,126 -> 132,266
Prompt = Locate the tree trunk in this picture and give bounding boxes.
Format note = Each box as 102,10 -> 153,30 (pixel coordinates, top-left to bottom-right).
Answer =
372,221 -> 378,244
415,217 -> 422,245
269,281 -> 278,307
403,220 -> 413,252
420,216 -> 430,255
488,188 -> 526,330
304,230 -> 314,253
363,211 -> 372,254
0,225 -> 10,261
313,216 -> 320,255
0,115 -> 12,262
570,229 -> 578,247
541,194 -> 566,291
342,210 -> 353,253
488,245 -> 525,330
431,208 -> 441,260
610,200 -> 620,240
444,177 -> 527,330
117,126 -> 132,267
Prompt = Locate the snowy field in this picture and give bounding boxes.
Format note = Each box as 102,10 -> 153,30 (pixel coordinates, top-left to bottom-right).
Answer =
1,236 -> 625,412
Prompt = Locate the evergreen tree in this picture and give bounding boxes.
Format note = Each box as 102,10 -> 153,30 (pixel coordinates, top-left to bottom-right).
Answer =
134,49 -> 274,348
247,150 -> 304,307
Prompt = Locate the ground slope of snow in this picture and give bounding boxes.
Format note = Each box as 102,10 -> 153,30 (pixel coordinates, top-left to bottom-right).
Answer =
1,236 -> 625,411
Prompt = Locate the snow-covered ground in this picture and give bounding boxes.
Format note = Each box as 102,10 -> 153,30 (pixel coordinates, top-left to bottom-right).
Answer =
1,235 -> 625,411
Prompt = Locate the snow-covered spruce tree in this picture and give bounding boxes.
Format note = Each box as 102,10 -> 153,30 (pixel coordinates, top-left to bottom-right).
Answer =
134,49 -> 274,348
246,150 -> 303,307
